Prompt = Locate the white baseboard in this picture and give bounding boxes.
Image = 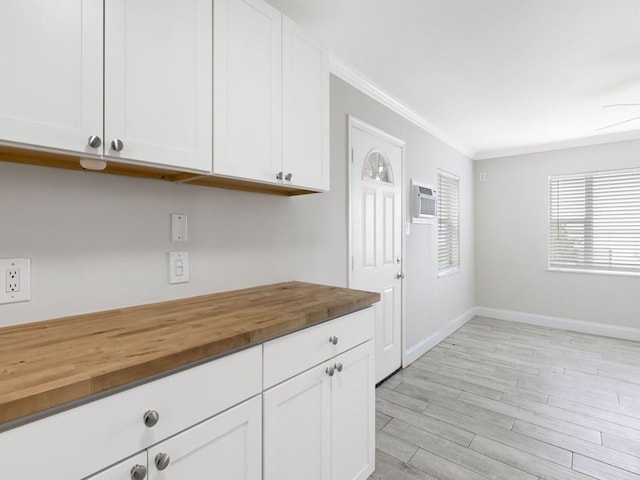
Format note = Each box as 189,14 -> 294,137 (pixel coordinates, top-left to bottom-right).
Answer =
475,306 -> 640,342
403,307 -> 477,366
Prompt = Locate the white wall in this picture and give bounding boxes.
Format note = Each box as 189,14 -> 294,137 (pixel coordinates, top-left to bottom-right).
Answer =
475,138 -> 640,328
0,75 -> 476,366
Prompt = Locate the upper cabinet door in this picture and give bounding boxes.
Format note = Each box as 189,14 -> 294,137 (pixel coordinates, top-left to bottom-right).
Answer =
104,0 -> 212,172
282,17 -> 330,191
214,0 -> 282,183
0,0 -> 103,155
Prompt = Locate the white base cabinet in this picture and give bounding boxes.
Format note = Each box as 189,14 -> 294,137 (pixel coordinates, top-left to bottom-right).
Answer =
147,396 -> 262,480
0,309 -> 374,480
263,309 -> 375,480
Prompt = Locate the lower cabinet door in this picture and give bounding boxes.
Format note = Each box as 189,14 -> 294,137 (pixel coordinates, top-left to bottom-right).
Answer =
147,396 -> 262,480
263,361 -> 332,480
86,452 -> 148,480
331,341 -> 375,480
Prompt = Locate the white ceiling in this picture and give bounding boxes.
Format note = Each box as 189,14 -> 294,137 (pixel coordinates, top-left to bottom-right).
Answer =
266,0 -> 640,159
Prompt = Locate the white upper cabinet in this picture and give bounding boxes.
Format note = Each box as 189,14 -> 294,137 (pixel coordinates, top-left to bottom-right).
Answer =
214,0 -> 282,183
104,0 -> 212,171
0,0 -> 103,155
0,0 -> 212,172
214,0 -> 329,191
282,17 -> 330,191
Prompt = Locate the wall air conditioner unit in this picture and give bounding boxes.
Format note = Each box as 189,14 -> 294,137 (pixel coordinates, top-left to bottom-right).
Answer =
411,180 -> 437,224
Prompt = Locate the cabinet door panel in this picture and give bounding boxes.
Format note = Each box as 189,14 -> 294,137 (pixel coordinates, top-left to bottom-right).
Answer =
282,17 -> 329,191
86,452 -> 147,480
214,0 -> 282,183
332,341 -> 375,480
148,396 -> 262,480
104,0 -> 212,171
0,0 -> 102,154
263,362 -> 331,480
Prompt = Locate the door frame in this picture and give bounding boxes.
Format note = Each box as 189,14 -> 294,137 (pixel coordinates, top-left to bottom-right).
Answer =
347,115 -> 407,372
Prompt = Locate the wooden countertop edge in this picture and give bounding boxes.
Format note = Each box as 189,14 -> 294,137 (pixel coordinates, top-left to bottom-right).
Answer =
0,284 -> 379,427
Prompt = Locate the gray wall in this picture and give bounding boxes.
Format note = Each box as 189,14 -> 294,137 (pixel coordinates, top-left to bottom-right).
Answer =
475,138 -> 640,328
0,75 -> 476,364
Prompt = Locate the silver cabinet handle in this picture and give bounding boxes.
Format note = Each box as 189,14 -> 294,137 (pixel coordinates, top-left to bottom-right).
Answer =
335,362 -> 343,372
276,171 -> 283,181
111,138 -> 124,152
154,453 -> 171,471
329,336 -> 338,345
396,272 -> 405,280
143,410 -> 159,427
130,464 -> 147,480
284,173 -> 293,182
87,135 -> 102,148
326,366 -> 335,377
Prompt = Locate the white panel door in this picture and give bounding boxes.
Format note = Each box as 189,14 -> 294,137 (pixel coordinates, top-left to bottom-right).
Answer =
104,0 -> 212,172
0,0 -> 102,154
214,0 -> 282,183
282,16 -> 330,191
331,341 -> 375,480
86,452 -> 147,480
350,118 -> 404,383
147,396 -> 262,480
263,361 -> 331,480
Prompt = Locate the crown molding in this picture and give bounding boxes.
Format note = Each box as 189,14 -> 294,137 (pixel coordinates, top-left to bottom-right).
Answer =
474,129 -> 640,160
329,54 -> 475,160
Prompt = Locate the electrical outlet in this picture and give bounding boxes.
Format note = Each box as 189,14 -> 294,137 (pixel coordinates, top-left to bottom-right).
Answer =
0,258 -> 30,304
6,269 -> 20,292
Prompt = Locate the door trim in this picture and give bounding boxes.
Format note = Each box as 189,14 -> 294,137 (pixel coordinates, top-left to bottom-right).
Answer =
347,115 -> 407,370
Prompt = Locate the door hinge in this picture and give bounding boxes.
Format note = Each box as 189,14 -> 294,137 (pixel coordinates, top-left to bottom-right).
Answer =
351,148 -> 354,163
351,256 -> 354,270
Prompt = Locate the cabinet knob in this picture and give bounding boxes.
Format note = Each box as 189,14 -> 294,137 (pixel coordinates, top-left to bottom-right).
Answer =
326,366 -> 335,377
111,138 -> 124,152
396,272 -> 405,280
335,362 -> 343,372
329,336 -> 339,345
130,464 -> 147,480
284,173 -> 293,182
276,171 -> 284,181
87,135 -> 102,149
143,410 -> 160,427
154,453 -> 171,471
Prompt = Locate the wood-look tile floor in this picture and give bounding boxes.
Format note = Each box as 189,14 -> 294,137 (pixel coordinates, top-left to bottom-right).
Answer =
369,316 -> 640,480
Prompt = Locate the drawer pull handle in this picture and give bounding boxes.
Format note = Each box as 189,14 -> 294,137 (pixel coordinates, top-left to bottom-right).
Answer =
329,336 -> 339,345
326,366 -> 335,377
143,410 -> 160,427
130,464 -> 147,480
335,362 -> 343,373
155,453 -> 171,471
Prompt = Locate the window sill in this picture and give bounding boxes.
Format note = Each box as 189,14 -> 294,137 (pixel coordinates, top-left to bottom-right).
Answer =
547,267 -> 640,278
438,267 -> 460,278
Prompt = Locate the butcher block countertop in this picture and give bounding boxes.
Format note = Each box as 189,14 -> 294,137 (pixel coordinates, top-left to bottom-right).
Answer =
0,281 -> 379,427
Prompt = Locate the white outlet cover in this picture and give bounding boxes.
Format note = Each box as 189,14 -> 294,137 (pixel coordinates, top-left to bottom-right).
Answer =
169,251 -> 189,284
0,258 -> 31,304
171,214 -> 188,242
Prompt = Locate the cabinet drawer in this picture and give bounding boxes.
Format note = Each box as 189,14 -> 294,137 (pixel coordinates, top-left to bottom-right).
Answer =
0,345 -> 262,480
263,307 -> 374,389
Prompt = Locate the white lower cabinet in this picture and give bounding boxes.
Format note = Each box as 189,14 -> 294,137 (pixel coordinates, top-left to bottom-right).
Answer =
147,396 -> 262,480
263,340 -> 375,480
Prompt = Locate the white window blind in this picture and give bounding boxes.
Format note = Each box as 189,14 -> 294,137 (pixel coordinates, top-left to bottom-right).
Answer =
438,169 -> 460,274
549,168 -> 640,274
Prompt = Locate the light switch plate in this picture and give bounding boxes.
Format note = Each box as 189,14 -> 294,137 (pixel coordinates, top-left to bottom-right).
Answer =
171,214 -> 188,242
0,258 -> 31,304
169,251 -> 189,284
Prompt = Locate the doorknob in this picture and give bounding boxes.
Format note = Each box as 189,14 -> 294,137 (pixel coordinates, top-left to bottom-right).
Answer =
396,272 -> 405,280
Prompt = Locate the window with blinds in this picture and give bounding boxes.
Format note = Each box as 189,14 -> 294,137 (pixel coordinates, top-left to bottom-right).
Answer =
549,168 -> 640,274
438,169 -> 460,275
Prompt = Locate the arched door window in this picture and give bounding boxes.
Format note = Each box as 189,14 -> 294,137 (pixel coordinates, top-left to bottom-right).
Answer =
362,150 -> 394,184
